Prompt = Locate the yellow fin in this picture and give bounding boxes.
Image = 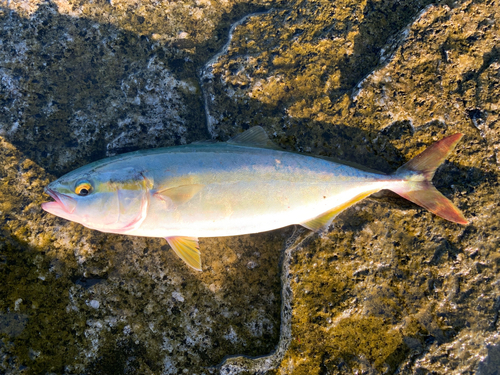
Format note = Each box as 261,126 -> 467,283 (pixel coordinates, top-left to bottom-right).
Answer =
391,133 -> 468,224
227,126 -> 282,150
154,184 -> 203,206
301,190 -> 379,232
166,236 -> 202,271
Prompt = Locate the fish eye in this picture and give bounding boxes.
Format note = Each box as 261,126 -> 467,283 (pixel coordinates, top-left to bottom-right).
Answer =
75,180 -> 92,196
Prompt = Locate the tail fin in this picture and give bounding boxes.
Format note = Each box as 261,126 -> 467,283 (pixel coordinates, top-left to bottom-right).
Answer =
390,134 -> 468,224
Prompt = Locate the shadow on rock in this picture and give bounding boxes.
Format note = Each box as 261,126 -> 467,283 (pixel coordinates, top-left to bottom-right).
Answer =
0,136 -> 283,374
0,1 -> 268,176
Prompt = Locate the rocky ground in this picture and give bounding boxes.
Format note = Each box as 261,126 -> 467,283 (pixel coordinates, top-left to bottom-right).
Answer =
1,0 -> 499,374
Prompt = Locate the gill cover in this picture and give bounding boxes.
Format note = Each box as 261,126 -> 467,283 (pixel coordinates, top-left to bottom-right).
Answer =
95,168 -> 153,233
43,167 -> 152,234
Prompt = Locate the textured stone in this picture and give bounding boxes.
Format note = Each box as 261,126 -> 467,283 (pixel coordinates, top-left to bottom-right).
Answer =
1,0 -> 499,374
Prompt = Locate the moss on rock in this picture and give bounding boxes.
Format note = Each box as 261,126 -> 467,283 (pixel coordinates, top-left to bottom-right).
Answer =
1,0 -> 500,373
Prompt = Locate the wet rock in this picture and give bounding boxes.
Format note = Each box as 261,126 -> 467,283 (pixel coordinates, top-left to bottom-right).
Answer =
1,0 -> 499,374
200,0 -> 500,372
0,2 -> 206,176
0,137 -> 283,373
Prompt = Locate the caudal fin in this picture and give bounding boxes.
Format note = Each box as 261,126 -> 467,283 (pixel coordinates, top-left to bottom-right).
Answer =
390,134 -> 468,224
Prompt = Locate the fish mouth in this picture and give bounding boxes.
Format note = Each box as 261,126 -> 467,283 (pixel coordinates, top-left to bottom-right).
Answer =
42,188 -> 77,215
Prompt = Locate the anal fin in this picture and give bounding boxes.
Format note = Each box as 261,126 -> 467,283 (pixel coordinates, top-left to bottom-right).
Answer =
301,190 -> 379,232
165,236 -> 202,271
301,206 -> 342,232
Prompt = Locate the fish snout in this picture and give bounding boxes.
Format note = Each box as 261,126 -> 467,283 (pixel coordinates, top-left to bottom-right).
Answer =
42,187 -> 77,215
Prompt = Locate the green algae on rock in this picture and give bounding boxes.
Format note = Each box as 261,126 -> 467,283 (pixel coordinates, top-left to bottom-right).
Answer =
0,0 -> 283,372
202,0 -> 500,373
275,1 -> 500,374
0,2 -> 205,176
0,136 -> 283,373
0,0 -> 273,176
1,0 -> 500,373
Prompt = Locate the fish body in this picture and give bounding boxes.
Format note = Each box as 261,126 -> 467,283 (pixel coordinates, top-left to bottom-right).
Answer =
42,127 -> 468,270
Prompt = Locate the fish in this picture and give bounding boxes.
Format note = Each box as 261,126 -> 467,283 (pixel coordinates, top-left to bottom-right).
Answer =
42,127 -> 468,271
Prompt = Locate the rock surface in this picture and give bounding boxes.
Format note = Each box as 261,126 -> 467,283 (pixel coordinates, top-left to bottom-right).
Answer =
1,0 -> 499,374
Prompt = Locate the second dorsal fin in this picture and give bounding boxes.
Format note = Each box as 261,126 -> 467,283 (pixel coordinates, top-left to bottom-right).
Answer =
227,126 -> 282,150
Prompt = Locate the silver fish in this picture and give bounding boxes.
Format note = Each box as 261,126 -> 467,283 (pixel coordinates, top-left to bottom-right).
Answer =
42,127 -> 467,270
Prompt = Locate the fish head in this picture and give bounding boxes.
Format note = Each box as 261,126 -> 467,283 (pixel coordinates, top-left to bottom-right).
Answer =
42,166 -> 151,233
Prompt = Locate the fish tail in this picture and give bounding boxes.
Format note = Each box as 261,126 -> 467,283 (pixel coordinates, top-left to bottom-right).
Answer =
389,133 -> 468,224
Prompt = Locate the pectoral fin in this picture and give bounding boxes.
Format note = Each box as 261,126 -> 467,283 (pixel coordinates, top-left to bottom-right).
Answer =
301,190 -> 379,232
166,236 -> 202,271
155,184 -> 204,207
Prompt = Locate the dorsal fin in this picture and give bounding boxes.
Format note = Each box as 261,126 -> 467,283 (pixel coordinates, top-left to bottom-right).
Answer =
190,139 -> 218,145
227,126 -> 282,150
